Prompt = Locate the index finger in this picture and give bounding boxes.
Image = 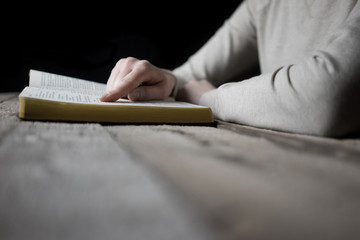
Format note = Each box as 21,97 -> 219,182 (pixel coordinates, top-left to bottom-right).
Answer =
106,57 -> 139,92
100,69 -> 144,102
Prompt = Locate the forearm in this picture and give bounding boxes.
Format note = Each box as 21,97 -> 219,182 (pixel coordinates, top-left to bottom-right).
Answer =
172,1 -> 258,96
200,52 -> 360,137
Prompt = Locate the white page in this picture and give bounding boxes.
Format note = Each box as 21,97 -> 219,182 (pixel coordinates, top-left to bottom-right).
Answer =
20,87 -> 208,108
29,69 -> 106,96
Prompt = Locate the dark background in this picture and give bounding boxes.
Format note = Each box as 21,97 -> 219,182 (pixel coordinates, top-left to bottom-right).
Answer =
2,1 -> 241,92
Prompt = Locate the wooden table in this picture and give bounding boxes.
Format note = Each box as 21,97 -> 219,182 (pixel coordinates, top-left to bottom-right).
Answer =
1,92 -> 360,240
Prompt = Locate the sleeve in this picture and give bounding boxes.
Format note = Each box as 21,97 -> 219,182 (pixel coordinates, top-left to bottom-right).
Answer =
171,1 -> 258,97
200,3 -> 360,137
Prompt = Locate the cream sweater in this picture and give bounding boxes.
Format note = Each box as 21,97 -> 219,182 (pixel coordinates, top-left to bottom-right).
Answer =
173,0 -> 360,137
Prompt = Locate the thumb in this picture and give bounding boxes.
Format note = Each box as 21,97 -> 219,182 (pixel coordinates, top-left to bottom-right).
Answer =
128,85 -> 167,101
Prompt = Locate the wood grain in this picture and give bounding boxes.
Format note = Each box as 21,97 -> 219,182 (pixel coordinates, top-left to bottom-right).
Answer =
0,95 -> 214,240
106,124 -> 360,240
1,93 -> 360,240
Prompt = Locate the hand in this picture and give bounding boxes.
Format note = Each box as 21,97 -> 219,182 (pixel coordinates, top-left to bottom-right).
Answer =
100,57 -> 176,102
177,80 -> 215,105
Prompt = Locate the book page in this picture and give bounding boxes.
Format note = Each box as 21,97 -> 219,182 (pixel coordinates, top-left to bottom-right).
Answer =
29,69 -> 106,96
20,87 -> 208,108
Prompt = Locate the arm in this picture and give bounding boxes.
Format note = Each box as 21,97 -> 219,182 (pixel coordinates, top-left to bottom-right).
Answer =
199,3 -> 360,137
100,2 -> 255,103
172,2 -> 258,96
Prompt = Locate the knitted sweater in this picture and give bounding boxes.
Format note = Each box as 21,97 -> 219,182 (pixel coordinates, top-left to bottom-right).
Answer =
172,0 -> 360,137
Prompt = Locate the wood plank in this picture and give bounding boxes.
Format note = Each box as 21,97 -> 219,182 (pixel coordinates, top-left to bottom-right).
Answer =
3,92 -> 360,239
217,120 -> 360,152
0,98 -> 214,240
106,124 -> 360,240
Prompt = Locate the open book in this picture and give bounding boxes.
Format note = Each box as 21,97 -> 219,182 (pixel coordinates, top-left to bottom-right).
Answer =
19,70 -> 214,124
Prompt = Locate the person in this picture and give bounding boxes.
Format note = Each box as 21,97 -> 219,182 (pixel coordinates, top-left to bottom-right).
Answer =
100,0 -> 360,137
